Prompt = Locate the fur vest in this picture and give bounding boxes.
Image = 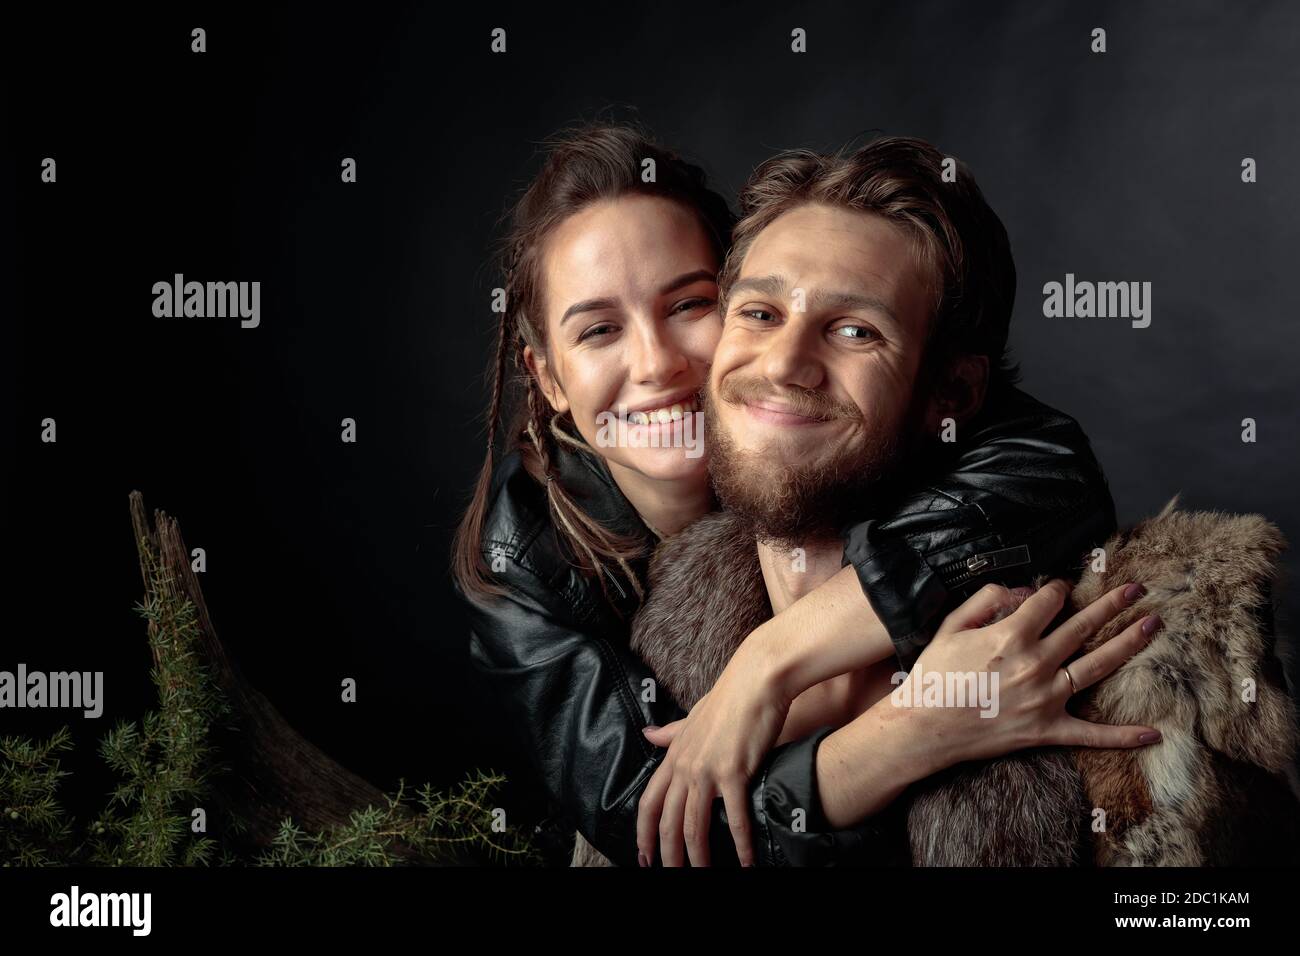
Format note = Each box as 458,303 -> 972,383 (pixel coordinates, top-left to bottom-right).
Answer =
573,498 -> 1300,866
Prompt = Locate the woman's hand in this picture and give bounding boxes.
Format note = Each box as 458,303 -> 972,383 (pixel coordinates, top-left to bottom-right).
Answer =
634,586 -> 1036,867
635,642 -> 794,868
898,578 -> 1162,770
813,578 -> 1164,830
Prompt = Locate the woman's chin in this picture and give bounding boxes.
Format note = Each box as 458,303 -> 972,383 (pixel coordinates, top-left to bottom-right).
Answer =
615,447 -> 711,486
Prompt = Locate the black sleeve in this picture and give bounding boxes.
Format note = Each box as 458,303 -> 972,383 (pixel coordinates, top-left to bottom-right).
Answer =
461,566 -> 891,866
843,384 -> 1119,672
750,725 -> 911,866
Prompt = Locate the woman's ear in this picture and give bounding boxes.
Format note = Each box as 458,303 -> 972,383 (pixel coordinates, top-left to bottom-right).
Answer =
523,345 -> 570,415
922,353 -> 989,437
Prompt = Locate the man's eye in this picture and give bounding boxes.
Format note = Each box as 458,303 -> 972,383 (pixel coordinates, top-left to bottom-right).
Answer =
671,296 -> 716,315
739,308 -> 778,323
832,325 -> 878,341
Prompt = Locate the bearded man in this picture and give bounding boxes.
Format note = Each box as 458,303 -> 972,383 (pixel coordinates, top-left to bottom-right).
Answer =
632,138 -> 1157,866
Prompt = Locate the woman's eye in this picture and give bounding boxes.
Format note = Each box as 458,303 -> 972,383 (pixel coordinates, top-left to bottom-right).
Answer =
670,296 -> 716,316
832,325 -> 879,341
578,323 -> 617,342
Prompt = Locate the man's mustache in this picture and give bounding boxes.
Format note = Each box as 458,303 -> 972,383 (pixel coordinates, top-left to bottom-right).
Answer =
714,375 -> 862,423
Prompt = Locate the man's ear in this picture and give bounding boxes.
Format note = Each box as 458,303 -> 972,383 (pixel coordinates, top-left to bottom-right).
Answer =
523,345 -> 570,415
922,353 -> 989,437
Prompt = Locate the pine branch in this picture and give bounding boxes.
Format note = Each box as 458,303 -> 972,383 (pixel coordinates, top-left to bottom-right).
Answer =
0,727 -> 77,865
250,773 -> 540,866
1,493 -> 536,867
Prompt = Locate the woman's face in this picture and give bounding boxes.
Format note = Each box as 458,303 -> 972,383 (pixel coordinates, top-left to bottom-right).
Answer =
528,194 -> 721,484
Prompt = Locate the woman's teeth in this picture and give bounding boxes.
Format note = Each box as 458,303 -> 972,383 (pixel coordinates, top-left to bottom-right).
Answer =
625,397 -> 698,425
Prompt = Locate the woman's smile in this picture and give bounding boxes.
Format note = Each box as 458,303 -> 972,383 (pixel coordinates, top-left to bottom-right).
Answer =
610,390 -> 701,425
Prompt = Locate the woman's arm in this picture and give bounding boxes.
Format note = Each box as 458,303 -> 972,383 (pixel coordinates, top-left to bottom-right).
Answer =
642,562 -> 892,753
636,577 -> 1162,862
461,567 -> 694,867
459,562 -> 872,867
840,383 -> 1118,670
647,563 -> 896,754
814,580 -> 1163,828
758,563 -> 896,745
462,448 -> 882,867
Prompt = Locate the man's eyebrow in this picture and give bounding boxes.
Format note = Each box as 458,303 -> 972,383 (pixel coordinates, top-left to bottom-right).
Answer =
725,274 -> 788,299
808,289 -> 898,324
658,269 -> 717,297
726,274 -> 898,324
560,297 -> 619,326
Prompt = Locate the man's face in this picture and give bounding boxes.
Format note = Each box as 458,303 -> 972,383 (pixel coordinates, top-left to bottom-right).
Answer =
706,202 -> 938,543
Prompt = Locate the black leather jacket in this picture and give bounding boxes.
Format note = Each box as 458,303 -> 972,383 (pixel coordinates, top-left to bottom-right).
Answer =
458,383 -> 1117,866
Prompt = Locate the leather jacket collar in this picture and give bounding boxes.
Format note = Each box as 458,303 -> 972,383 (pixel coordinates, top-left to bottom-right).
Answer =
550,436 -> 655,545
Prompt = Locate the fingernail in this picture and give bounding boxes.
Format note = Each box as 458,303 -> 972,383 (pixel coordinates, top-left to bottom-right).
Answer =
639,850 -> 649,867
1140,615 -> 1162,636
1138,731 -> 1162,744
643,725 -> 660,734
1123,583 -> 1146,602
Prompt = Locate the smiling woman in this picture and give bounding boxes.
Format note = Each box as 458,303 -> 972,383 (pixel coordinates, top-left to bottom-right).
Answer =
524,193 -> 723,521
452,124 -> 736,606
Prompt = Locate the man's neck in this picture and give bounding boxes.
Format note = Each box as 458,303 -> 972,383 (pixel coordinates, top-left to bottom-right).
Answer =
757,536 -> 845,614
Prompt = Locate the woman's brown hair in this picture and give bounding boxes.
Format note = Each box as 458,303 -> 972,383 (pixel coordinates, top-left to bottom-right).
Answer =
453,122 -> 735,603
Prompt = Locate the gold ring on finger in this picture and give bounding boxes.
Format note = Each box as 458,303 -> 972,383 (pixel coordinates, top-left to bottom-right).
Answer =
1063,664 -> 1079,696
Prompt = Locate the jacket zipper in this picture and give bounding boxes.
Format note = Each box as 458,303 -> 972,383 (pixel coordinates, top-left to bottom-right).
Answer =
936,545 -> 1032,587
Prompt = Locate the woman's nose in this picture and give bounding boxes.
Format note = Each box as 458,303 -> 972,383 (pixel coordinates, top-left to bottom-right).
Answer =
627,318 -> 689,384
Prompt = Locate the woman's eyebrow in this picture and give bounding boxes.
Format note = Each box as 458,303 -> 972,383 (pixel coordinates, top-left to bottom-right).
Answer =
560,297 -> 619,325
560,270 -> 717,325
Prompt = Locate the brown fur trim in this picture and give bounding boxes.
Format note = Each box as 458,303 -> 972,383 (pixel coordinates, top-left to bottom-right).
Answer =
575,500 -> 1300,865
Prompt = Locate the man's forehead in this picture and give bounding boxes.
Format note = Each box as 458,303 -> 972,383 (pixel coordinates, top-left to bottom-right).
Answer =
732,204 -> 928,314
745,205 -> 915,273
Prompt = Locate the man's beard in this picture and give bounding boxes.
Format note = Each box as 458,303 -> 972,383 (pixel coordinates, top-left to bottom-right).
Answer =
705,376 -> 927,548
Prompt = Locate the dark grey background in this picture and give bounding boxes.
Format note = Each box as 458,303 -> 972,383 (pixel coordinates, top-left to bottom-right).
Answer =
9,1 -> 1300,856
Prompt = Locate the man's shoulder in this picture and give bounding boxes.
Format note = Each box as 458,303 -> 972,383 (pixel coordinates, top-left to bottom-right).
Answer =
958,383 -> 1108,481
971,383 -> 1088,439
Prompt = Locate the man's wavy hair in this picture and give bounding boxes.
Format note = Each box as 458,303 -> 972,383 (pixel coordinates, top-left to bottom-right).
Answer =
718,135 -> 1021,390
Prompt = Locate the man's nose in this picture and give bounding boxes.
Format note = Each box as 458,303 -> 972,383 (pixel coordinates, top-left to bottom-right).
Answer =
628,316 -> 689,384
756,319 -> 824,391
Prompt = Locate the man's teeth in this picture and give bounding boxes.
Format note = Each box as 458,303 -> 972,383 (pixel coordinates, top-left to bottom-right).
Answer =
625,398 -> 697,425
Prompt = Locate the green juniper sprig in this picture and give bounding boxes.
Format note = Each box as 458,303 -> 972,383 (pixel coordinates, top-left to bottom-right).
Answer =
254,772 -> 541,867
0,727 -> 77,866
1,515 -> 535,867
83,542 -> 231,866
